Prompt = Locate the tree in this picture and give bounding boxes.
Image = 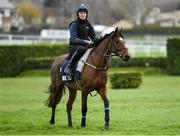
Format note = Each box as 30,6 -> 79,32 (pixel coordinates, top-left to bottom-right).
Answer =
87,0 -> 114,25
109,0 -> 154,25
129,0 -> 154,25
43,0 -> 114,25
16,1 -> 42,25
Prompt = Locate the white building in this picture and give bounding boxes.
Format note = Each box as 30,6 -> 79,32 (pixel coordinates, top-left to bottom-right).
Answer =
145,6 -> 180,27
0,0 -> 15,31
112,19 -> 134,30
145,7 -> 161,25
160,10 -> 180,27
0,0 -> 24,32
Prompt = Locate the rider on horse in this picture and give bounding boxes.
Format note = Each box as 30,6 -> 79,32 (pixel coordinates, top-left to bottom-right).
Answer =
65,4 -> 96,75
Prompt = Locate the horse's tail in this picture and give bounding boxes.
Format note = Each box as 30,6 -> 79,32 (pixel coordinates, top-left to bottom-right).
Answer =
47,54 -> 68,107
47,83 -> 65,107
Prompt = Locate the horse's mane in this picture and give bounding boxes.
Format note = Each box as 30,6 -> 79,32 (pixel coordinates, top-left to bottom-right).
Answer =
92,31 -> 114,47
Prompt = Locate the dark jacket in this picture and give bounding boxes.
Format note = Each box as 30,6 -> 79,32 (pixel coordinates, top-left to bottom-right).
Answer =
69,20 -> 96,46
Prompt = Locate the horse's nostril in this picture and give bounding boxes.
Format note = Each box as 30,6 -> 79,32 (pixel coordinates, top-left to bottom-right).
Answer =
124,55 -> 130,61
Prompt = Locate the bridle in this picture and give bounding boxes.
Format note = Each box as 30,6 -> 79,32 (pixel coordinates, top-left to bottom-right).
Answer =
83,35 -> 128,71
109,38 -> 128,58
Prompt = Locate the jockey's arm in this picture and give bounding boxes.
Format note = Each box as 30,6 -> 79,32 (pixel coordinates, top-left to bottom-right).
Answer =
70,23 -> 91,45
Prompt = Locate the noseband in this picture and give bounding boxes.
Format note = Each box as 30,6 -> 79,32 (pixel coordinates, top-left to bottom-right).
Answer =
109,39 -> 128,58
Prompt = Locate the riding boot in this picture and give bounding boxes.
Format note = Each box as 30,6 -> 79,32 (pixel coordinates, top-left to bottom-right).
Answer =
74,71 -> 81,80
65,51 -> 82,74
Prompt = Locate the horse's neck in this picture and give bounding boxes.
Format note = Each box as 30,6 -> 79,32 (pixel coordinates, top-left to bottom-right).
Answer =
91,38 -> 110,67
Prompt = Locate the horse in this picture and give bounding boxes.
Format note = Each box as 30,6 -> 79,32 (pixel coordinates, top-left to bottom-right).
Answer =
47,27 -> 130,130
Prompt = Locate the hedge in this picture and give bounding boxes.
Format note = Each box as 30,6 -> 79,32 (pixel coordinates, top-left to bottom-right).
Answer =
109,72 -> 142,89
0,43 -> 167,77
21,56 -> 167,71
167,38 -> 180,75
111,57 -> 166,68
0,46 -> 25,77
22,57 -> 55,70
0,44 -> 68,77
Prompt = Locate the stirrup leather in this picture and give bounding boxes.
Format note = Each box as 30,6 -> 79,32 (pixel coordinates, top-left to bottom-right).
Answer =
64,64 -> 72,74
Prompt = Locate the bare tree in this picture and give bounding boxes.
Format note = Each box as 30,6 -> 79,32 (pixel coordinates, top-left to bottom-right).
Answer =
109,0 -> 154,25
86,0 -> 114,25
43,0 -> 114,25
130,0 -> 154,25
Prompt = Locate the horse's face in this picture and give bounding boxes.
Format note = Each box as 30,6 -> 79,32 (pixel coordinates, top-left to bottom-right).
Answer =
111,28 -> 130,61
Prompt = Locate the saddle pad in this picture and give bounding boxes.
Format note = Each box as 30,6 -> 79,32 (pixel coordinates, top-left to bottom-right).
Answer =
60,59 -> 72,82
76,48 -> 93,73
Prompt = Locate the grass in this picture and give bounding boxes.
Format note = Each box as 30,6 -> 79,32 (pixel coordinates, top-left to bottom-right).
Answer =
18,67 -> 167,77
109,67 -> 168,75
18,69 -> 50,77
0,69 -> 180,135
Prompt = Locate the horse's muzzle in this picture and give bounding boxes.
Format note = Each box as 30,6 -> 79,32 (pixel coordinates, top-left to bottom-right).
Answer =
123,55 -> 130,61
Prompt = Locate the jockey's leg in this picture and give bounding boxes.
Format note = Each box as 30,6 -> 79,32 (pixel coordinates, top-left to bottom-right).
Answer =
65,46 -> 86,74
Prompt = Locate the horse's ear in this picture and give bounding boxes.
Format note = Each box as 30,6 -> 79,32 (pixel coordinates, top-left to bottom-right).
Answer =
115,27 -> 118,34
112,27 -> 118,37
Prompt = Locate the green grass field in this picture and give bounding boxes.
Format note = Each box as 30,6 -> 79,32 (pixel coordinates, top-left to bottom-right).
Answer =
0,69 -> 180,135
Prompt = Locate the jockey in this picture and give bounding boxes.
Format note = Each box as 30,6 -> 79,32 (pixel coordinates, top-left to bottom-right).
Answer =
65,3 -> 96,75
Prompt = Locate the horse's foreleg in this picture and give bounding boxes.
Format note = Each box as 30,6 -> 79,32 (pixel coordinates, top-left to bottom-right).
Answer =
81,91 -> 88,127
66,88 -> 77,127
98,86 -> 110,130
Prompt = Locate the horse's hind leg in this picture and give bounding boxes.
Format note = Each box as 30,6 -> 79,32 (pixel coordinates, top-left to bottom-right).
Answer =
50,106 -> 56,124
49,84 -> 65,125
66,87 -> 77,127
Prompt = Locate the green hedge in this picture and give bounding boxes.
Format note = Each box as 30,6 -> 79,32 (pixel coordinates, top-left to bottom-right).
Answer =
0,46 -> 25,77
21,56 -> 167,71
0,44 -> 68,77
109,72 -> 142,89
0,43 -> 167,77
111,57 -> 166,68
167,38 -> 180,75
22,57 -> 55,70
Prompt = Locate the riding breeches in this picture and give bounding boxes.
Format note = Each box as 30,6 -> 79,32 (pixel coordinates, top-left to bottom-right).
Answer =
69,45 -> 87,58
68,45 -> 87,67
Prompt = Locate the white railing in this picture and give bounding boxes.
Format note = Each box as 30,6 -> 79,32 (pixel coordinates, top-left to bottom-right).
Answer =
126,39 -> 167,57
0,34 -> 68,45
0,33 -> 175,57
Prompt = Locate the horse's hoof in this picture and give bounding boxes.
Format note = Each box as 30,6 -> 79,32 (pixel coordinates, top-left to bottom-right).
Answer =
68,125 -> 73,128
81,123 -> 86,128
103,125 -> 109,131
50,120 -> 55,125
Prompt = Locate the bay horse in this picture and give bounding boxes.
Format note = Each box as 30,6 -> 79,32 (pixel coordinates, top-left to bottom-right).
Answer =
47,27 -> 130,130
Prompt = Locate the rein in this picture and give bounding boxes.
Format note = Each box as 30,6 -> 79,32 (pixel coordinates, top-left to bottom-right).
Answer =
83,38 -> 128,71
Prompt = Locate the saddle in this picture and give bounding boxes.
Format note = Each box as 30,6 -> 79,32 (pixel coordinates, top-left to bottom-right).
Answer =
60,48 -> 93,83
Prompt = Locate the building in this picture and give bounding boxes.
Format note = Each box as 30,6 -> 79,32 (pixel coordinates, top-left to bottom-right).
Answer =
145,7 -> 161,25
160,10 -> 180,27
0,0 -> 15,31
145,6 -> 180,27
112,19 -> 134,30
0,0 -> 24,32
